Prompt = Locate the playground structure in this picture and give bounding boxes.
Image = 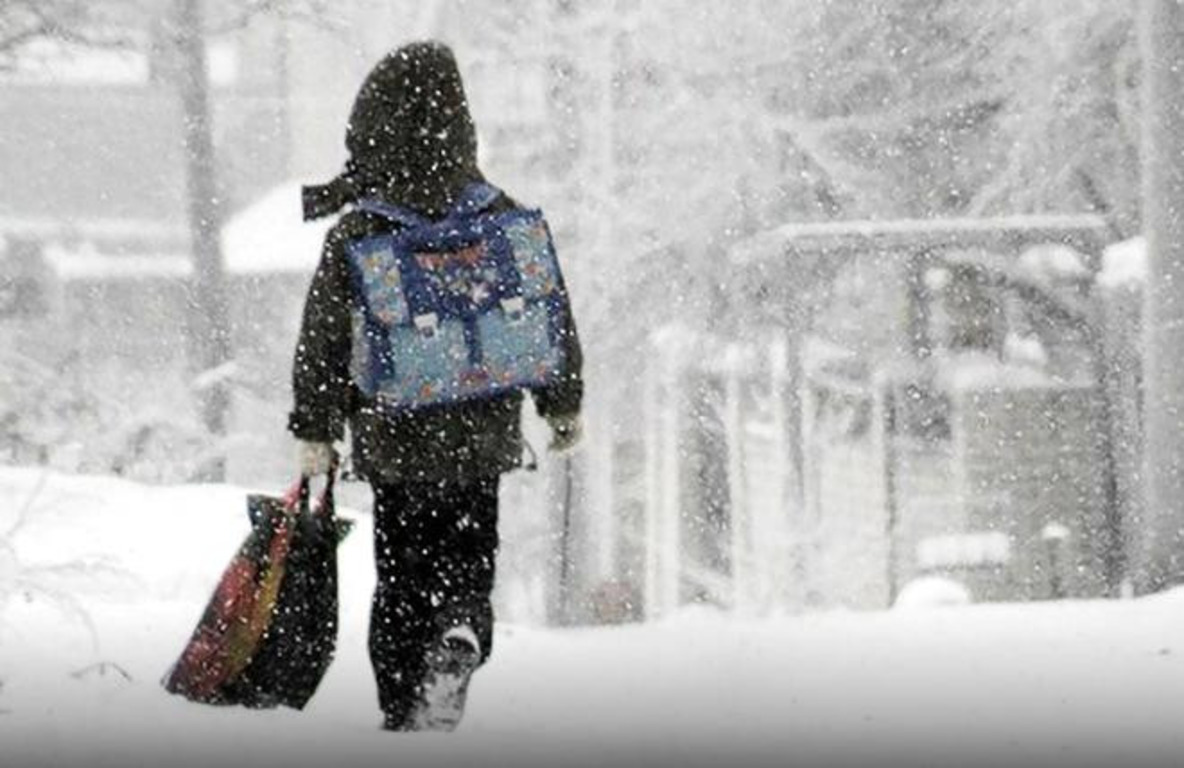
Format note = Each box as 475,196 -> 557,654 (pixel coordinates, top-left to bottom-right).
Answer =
634,214 -> 1121,616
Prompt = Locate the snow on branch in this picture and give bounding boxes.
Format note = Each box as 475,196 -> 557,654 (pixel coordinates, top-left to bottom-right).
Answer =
0,1 -> 133,56
201,0 -> 345,37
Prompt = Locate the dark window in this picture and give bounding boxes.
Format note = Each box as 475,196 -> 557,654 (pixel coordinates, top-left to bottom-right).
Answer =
894,382 -> 951,442
0,240 -> 48,319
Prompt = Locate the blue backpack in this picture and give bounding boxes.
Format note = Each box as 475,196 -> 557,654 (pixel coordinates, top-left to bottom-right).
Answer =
344,183 -> 569,412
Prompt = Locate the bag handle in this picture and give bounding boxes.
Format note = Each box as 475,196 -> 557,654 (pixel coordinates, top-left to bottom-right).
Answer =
286,456 -> 339,518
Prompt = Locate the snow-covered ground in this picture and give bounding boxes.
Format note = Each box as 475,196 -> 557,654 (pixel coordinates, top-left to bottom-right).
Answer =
0,466 -> 1180,768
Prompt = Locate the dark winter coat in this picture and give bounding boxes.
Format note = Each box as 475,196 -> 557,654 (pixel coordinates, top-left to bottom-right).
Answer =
288,42 -> 583,485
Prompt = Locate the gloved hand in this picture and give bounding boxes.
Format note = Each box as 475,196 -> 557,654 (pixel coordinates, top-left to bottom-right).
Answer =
297,440 -> 337,477
546,413 -> 583,454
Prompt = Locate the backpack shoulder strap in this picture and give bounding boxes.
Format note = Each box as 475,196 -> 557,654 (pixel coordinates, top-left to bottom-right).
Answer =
449,182 -> 503,219
354,199 -> 432,229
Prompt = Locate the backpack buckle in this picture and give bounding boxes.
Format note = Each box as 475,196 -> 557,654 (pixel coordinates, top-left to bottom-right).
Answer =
500,297 -> 525,322
414,313 -> 439,339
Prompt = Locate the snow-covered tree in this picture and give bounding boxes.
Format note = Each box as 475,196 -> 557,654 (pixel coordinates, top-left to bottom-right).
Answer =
769,1 -> 1138,233
0,2 -> 124,56
972,1 -> 1137,237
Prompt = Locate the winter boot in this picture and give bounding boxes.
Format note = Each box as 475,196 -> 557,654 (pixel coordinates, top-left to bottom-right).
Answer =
381,712 -> 412,731
409,624 -> 481,731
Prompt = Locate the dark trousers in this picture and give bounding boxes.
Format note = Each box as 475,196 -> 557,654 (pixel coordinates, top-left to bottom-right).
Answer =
369,477 -> 500,722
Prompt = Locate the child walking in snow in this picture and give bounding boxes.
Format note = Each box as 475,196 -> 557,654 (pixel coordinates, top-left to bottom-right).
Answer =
290,41 -> 583,731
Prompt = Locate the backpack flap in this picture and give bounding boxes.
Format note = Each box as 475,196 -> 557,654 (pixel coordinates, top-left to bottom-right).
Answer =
344,192 -> 568,412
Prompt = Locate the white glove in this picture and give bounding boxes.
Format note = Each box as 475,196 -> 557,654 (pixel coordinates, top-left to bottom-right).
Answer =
297,440 -> 336,477
546,414 -> 583,454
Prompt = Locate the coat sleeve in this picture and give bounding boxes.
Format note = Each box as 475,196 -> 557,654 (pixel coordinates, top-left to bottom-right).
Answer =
531,263 -> 584,420
288,225 -> 355,442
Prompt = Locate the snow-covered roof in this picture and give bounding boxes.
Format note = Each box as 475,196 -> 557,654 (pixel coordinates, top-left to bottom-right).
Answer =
1017,243 -> 1091,283
0,39 -> 150,86
933,352 -> 1082,392
42,242 -> 191,280
917,532 -> 1011,571
0,214 -> 182,245
1098,236 -> 1147,289
730,214 -> 1110,267
221,182 -> 334,275
30,180 -> 332,279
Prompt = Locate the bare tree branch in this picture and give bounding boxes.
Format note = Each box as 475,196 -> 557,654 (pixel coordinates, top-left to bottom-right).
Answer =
0,0 -> 340,56
201,0 -> 343,37
0,0 -> 135,56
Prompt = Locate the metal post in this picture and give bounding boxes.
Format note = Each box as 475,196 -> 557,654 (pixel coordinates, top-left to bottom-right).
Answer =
882,383 -> 900,606
175,0 -> 231,480
1137,0 -> 1184,591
